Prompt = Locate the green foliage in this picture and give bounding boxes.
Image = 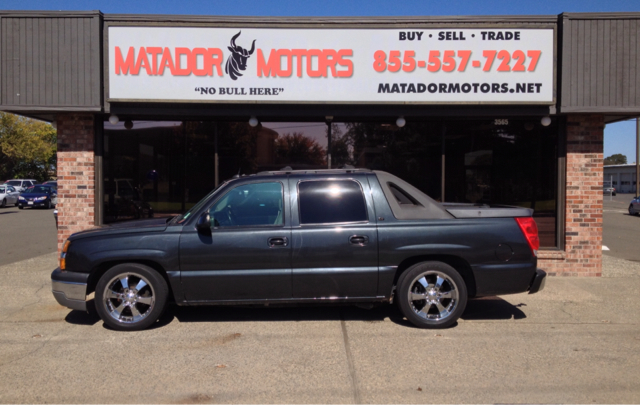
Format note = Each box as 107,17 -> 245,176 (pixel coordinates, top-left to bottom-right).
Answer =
0,112 -> 57,181
604,153 -> 627,165
275,132 -> 326,166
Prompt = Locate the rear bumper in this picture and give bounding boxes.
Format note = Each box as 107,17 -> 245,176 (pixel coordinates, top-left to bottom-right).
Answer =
51,268 -> 88,311
528,269 -> 546,294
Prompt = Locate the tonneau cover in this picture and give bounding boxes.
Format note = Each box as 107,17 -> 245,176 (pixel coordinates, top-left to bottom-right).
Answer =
443,203 -> 533,218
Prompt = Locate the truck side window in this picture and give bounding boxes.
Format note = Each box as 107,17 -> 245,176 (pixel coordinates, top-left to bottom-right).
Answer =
298,180 -> 367,224
209,182 -> 284,227
388,183 -> 422,206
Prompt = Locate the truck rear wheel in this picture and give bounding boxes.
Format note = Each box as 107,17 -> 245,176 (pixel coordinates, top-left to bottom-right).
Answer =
95,263 -> 168,331
397,261 -> 468,329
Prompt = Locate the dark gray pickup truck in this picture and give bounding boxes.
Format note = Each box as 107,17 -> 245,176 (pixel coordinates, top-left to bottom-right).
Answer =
52,169 -> 545,331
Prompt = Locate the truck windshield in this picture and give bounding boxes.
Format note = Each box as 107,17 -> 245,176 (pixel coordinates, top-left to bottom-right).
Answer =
173,181 -> 228,224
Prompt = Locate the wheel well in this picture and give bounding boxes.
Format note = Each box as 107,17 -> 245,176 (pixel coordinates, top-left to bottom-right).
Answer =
87,260 -> 175,302
393,255 -> 477,298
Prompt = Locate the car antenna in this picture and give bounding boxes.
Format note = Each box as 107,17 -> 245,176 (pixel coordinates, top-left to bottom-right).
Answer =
232,167 -> 242,179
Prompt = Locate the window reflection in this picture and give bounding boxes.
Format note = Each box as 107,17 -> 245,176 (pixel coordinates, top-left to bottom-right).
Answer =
103,118 -> 558,247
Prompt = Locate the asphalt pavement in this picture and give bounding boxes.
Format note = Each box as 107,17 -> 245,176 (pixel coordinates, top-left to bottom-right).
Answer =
0,205 -> 57,266
602,193 -> 640,261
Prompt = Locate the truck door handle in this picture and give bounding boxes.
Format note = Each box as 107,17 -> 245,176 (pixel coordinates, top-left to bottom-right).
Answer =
349,235 -> 369,246
268,237 -> 289,247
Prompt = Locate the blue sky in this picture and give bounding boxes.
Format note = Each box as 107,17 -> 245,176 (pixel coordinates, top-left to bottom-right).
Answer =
2,0 -> 638,16
3,0 -> 638,158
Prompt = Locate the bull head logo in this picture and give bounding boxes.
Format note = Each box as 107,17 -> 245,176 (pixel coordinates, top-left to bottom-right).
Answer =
225,31 -> 256,81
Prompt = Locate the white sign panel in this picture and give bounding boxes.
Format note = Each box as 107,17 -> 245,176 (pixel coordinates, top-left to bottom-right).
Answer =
108,26 -> 555,104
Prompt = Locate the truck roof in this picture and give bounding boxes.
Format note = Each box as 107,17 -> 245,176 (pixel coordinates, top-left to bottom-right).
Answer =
256,166 -> 372,176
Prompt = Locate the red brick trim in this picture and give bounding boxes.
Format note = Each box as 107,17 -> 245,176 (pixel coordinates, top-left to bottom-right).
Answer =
539,114 -> 603,277
56,114 -> 96,253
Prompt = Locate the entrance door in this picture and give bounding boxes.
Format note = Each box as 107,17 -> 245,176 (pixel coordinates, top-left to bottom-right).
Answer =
180,180 -> 292,302
289,176 -> 379,299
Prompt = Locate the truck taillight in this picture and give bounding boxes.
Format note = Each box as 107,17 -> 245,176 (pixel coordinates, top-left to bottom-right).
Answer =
515,217 -> 539,256
60,240 -> 70,270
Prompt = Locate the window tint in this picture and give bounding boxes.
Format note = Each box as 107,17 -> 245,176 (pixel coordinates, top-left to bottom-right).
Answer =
6,181 -> 21,186
299,180 -> 367,224
209,182 -> 283,227
388,183 -> 422,206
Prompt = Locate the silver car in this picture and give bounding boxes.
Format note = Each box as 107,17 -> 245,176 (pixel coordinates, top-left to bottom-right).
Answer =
0,185 -> 20,208
603,186 -> 617,196
4,179 -> 38,193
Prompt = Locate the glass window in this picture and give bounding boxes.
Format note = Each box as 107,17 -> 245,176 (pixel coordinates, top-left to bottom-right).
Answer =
209,182 -> 283,227
388,182 -> 422,206
298,180 -> 367,224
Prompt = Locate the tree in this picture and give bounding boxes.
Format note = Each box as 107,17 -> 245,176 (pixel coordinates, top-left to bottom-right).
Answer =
604,153 -> 627,165
0,112 -> 57,181
326,123 -> 354,167
274,132 -> 325,166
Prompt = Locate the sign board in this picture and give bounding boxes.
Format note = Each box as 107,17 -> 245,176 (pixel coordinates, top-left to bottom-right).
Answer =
107,26 -> 555,104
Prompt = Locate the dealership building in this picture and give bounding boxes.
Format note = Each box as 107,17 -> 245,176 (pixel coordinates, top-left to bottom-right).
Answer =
0,11 -> 639,276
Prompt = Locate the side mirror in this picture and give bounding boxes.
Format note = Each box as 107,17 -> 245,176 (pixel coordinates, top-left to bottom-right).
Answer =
196,212 -> 211,233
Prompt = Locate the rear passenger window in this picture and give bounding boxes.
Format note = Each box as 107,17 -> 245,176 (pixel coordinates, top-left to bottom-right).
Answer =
298,180 -> 367,224
388,183 -> 422,206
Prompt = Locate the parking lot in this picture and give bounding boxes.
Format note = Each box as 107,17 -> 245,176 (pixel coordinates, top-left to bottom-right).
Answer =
603,193 -> 640,261
0,205 -> 57,267
0,205 -> 639,403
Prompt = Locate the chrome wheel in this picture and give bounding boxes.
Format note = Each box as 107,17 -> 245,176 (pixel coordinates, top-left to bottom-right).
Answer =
407,271 -> 460,321
397,261 -> 468,329
102,272 -> 156,324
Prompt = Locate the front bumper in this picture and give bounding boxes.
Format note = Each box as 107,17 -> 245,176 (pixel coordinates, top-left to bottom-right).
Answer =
19,201 -> 49,208
51,268 -> 89,311
528,269 -> 546,294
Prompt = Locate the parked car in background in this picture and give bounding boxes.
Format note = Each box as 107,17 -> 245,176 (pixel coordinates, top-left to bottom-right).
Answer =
4,179 -> 39,192
628,196 -> 640,215
603,185 -> 617,196
0,184 -> 20,208
18,184 -> 57,209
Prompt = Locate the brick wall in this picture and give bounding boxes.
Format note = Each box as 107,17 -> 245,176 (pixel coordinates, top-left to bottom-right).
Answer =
56,113 -> 95,253
538,114 -> 604,276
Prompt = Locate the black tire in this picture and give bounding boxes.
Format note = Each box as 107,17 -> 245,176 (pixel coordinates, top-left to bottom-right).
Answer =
397,261 -> 468,329
1,199 -> 5,208
95,263 -> 169,331
46,200 -> 51,209
18,205 -> 23,210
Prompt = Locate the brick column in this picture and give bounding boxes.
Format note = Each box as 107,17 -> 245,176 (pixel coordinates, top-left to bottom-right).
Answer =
538,114 -> 604,276
56,114 -> 96,253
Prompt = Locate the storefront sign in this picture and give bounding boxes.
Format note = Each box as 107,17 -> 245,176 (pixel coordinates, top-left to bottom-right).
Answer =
107,26 -> 555,104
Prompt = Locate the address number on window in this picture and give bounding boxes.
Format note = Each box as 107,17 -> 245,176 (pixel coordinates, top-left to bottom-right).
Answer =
494,119 -> 509,125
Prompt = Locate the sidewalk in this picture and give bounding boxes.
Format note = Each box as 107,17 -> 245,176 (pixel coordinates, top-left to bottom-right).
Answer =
0,252 -> 638,403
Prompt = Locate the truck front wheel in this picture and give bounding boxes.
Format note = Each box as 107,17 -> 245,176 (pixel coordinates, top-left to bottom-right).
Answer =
397,261 -> 468,329
95,263 -> 168,331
